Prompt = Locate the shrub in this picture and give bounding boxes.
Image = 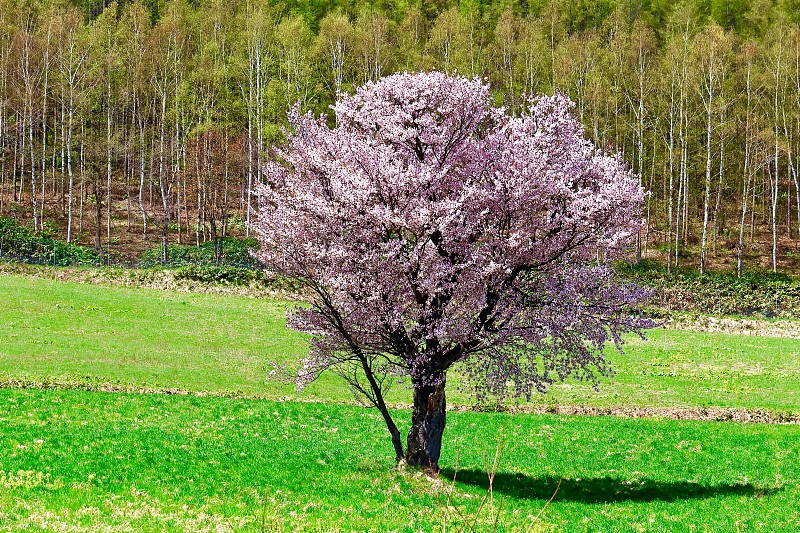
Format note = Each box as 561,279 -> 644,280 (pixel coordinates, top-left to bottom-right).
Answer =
618,260 -> 800,318
172,265 -> 265,285
172,264 -> 305,291
138,237 -> 263,269
0,217 -> 101,267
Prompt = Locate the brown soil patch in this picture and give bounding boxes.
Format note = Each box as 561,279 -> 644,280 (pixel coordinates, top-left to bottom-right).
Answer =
457,403 -> 800,424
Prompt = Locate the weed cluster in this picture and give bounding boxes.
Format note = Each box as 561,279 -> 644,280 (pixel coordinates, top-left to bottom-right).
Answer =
138,237 -> 263,270
0,217 -> 102,267
619,260 -> 800,317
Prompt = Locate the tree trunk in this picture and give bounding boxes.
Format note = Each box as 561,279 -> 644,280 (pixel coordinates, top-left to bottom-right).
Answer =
94,176 -> 102,250
406,371 -> 447,472
0,101 -> 5,212
106,69 -> 113,252
66,103 -> 74,242
739,63 -> 752,279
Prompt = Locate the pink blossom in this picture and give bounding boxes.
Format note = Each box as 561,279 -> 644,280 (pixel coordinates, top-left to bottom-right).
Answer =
252,72 -> 652,467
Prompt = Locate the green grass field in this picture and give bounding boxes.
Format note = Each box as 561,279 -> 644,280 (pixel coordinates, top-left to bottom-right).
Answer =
1,273 -> 799,531
1,388 -> 798,532
2,273 -> 799,412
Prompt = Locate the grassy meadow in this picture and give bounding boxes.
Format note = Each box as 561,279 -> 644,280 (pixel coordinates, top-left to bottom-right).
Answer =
1,388 -> 798,532
0,272 -> 799,531
2,273 -> 799,411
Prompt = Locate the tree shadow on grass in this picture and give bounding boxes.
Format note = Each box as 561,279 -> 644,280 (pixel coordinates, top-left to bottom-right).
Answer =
441,469 -> 782,504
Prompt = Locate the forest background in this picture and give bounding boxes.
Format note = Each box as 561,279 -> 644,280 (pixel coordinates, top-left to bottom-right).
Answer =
2,0 -> 800,275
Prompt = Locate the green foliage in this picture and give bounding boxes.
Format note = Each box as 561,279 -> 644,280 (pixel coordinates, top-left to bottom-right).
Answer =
619,260 -> 800,317
0,217 -> 102,267
171,264 -> 304,291
138,237 -> 262,269
0,221 -> 302,289
564,0 -> 617,32
171,264 -> 263,285
137,238 -> 311,289
708,0 -> 747,29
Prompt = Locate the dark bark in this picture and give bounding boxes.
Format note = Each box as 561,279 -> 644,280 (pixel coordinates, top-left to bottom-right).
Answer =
405,371 -> 447,472
311,284 -> 407,463
357,353 -> 405,462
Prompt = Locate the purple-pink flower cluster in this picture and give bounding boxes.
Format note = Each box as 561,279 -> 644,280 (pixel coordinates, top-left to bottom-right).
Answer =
252,71 -> 651,399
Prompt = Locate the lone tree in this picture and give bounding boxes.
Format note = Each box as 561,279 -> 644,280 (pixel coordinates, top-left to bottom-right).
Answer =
253,72 -> 650,472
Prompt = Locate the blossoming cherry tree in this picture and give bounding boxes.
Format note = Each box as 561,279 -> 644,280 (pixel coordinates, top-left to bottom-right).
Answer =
253,72 -> 650,472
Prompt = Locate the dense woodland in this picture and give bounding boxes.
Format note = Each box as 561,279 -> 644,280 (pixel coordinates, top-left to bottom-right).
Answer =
2,0 -> 800,272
